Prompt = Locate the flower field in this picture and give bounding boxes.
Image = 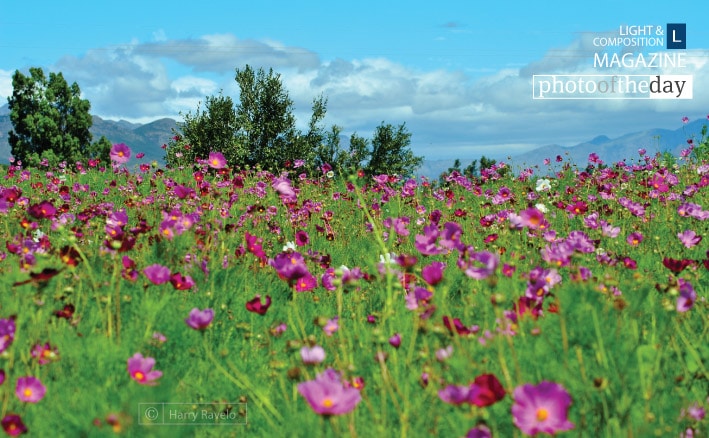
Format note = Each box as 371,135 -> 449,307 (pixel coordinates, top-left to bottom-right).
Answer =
0,142 -> 707,437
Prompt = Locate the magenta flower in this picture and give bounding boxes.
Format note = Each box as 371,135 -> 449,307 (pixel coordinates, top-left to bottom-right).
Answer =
458,250 -> 499,280
169,273 -> 195,290
465,425 -> 492,438
388,333 -> 401,348
185,308 -> 214,330
512,381 -> 575,436
519,207 -> 545,229
300,345 -> 326,364
15,376 -> 46,403
28,200 -> 56,219
297,368 -> 362,415
0,370 -> 5,386
627,232 -> 643,246
438,384 -> 473,405
414,224 -> 442,256
323,316 -> 339,336
272,175 -> 296,198
470,373 -> 506,407
677,279 -> 697,312
207,151 -> 227,169
295,273 -> 318,292
143,264 -> 171,285
678,230 -> 702,248
30,342 -> 59,365
1,414 -> 27,436
270,252 -> 310,282
245,295 -> 272,315
127,353 -> 162,385
0,318 -> 16,354
110,143 -> 131,164
421,261 -> 446,286
294,230 -> 310,246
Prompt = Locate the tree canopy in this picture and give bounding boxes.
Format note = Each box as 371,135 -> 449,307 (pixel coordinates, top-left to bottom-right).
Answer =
7,67 -> 110,167
167,65 -> 423,177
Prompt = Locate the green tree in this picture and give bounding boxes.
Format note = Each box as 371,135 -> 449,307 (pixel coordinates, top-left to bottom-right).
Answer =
463,159 -> 478,178
365,122 -> 423,177
234,65 -> 298,171
8,67 -> 94,166
166,92 -> 243,168
480,155 -> 497,172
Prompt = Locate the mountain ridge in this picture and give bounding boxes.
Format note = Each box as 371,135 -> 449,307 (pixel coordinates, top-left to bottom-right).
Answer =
1,102 -> 706,177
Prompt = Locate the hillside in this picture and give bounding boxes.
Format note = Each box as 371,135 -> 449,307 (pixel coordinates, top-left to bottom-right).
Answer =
0,113 -> 177,164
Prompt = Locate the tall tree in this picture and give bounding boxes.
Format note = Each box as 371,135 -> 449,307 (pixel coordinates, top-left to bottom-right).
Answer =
234,65 -> 298,171
8,67 -> 94,166
365,122 -> 423,177
166,92 -> 244,168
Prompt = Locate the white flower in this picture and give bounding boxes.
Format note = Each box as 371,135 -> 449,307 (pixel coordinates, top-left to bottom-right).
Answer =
282,241 -> 296,251
32,229 -> 46,243
379,253 -> 397,264
535,178 -> 552,192
535,203 -> 548,213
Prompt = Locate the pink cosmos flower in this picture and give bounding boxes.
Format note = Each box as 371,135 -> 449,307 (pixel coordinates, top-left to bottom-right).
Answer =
297,368 -> 361,415
272,175 -> 296,198
127,353 -> 162,385
677,279 -> 697,312
300,345 -> 326,364
169,273 -> 195,290
0,318 -> 16,354
15,376 -> 46,403
512,381 -> 575,436
678,230 -> 702,248
31,342 -> 59,365
458,250 -> 499,280
245,295 -> 272,315
207,151 -> 227,169
185,308 -> 214,330
519,207 -> 545,229
110,143 -> 131,164
323,316 -> 339,336
1,414 -> 27,436
143,264 -> 171,285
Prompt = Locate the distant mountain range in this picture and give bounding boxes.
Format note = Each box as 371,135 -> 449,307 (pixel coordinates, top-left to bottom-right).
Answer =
412,119 -> 707,179
1,102 -> 707,177
0,104 -> 177,165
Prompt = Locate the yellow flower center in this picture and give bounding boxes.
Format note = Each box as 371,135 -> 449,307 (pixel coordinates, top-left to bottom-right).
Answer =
24,388 -> 33,398
134,371 -> 145,381
536,407 -> 549,421
322,398 -> 334,408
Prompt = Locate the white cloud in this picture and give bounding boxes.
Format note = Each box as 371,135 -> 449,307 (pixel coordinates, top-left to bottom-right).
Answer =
134,34 -> 320,73
0,69 -> 14,104
27,32 -> 708,160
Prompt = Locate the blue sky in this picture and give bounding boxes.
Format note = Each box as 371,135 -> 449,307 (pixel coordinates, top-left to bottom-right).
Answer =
1,1 -> 708,161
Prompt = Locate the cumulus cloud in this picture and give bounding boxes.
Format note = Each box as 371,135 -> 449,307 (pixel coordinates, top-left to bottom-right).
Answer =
134,34 -> 320,73
0,69 -> 12,106
19,31 -> 706,160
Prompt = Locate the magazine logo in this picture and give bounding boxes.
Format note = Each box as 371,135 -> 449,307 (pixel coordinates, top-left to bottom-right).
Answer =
533,23 -> 690,100
533,75 -> 692,100
667,23 -> 686,49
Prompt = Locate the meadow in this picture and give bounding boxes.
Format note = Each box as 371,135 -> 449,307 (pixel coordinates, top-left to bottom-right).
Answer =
0,139 -> 706,437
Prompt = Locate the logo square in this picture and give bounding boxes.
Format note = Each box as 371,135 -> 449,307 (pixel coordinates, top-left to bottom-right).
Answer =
667,23 -> 686,49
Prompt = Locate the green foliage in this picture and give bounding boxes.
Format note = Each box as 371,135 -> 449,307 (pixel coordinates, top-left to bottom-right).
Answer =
165,92 -> 243,168
8,67 -> 94,166
365,122 -> 423,177
0,155 -> 707,436
234,65 -> 299,171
